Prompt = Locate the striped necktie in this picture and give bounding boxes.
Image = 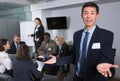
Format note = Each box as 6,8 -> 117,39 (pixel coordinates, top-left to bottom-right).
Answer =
77,31 -> 89,77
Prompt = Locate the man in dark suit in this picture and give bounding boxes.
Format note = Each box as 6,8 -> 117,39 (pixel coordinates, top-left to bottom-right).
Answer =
7,35 -> 25,54
44,2 -> 118,81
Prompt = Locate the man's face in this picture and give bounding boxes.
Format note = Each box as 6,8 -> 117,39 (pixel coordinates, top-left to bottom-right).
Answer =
81,7 -> 99,28
44,36 -> 50,43
14,36 -> 20,44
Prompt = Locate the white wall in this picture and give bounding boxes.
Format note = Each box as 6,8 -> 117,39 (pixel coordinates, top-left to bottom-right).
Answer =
31,1 -> 120,79
31,0 -> 97,11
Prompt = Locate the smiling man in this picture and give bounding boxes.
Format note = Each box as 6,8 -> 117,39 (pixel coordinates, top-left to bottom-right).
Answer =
44,2 -> 118,81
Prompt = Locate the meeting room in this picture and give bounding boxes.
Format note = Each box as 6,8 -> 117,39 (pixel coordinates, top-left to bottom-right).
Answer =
0,0 -> 120,81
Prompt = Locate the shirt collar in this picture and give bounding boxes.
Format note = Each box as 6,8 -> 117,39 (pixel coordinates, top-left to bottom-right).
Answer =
84,25 -> 96,34
59,46 -> 62,50
14,42 -> 17,45
37,25 -> 40,28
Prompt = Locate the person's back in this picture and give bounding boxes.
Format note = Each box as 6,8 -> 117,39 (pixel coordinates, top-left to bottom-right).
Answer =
13,58 -> 40,81
13,44 -> 41,81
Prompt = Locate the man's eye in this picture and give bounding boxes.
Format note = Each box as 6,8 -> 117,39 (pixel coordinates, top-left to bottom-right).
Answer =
91,13 -> 95,15
83,12 -> 88,14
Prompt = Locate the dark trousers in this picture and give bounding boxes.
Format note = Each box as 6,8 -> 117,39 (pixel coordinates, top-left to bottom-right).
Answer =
34,40 -> 43,53
73,75 -> 83,81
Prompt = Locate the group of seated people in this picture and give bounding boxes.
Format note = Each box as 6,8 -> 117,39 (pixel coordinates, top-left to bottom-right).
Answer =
0,32 -> 71,81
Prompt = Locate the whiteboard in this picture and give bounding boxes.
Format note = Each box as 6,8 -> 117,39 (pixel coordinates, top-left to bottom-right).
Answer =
20,21 -> 35,46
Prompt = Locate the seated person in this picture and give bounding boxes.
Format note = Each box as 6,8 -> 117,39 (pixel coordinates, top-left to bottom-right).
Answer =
7,35 -> 25,54
38,32 -> 57,55
55,36 -> 70,80
37,32 -> 57,75
0,39 -> 12,75
13,44 -> 42,81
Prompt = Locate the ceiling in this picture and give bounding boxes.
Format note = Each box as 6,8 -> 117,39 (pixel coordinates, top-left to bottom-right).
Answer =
1,0 -> 120,11
0,0 -> 55,11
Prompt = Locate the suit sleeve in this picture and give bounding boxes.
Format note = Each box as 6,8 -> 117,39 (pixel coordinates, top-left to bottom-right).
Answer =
98,32 -> 114,64
31,34 -> 35,37
56,54 -> 73,65
62,45 -> 70,56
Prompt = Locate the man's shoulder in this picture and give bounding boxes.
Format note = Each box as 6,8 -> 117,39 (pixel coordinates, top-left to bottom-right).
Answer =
41,41 -> 46,43
11,42 -> 14,45
74,29 -> 84,37
10,42 -> 15,46
50,40 -> 56,43
97,27 -> 113,36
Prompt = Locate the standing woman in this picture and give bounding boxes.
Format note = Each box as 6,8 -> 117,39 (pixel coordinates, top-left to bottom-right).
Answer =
28,17 -> 44,52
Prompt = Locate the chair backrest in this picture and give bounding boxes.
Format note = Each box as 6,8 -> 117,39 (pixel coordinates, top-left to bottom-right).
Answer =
0,73 -> 13,81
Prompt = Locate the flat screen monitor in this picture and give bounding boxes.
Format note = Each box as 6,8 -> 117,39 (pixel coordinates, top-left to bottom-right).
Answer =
46,16 -> 67,30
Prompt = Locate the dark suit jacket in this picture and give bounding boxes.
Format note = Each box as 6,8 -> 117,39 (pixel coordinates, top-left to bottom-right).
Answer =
56,26 -> 114,81
56,44 -> 70,73
31,25 -> 44,42
56,44 -> 70,57
7,41 -> 25,54
13,58 -> 41,81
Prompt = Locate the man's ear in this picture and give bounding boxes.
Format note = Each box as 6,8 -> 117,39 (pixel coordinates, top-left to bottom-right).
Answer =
97,14 -> 99,19
81,13 -> 83,19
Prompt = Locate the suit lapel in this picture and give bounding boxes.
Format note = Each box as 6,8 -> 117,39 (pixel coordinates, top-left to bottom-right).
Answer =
76,30 -> 84,63
87,26 -> 100,58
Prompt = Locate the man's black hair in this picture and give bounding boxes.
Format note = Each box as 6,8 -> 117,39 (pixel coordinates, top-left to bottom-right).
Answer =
82,2 -> 99,14
44,32 -> 50,38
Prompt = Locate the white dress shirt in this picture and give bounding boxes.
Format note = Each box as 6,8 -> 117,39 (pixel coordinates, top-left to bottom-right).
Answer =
35,25 -> 40,40
0,51 -> 12,73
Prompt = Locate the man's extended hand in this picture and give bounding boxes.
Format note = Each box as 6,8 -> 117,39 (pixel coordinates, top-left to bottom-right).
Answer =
44,55 -> 56,64
97,63 -> 119,77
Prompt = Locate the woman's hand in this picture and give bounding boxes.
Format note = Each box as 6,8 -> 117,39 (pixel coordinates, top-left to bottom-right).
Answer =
28,34 -> 31,37
35,38 -> 40,42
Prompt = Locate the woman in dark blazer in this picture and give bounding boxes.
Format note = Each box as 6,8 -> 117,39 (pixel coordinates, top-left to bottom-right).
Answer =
28,17 -> 44,52
55,36 -> 70,80
13,44 -> 42,81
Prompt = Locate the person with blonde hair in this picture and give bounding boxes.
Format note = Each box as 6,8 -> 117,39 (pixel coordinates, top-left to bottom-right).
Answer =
55,35 -> 70,80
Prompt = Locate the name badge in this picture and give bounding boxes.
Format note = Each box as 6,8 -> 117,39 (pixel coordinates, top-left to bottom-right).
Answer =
92,43 -> 101,49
